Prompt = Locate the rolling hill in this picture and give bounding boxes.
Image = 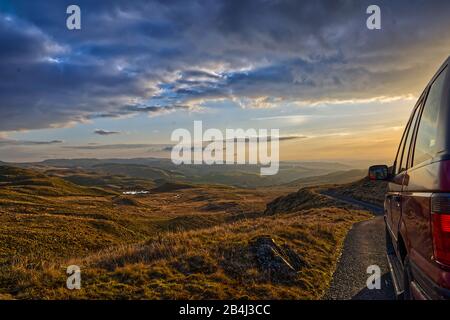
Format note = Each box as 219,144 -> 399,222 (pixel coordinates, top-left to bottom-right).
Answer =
283,169 -> 366,188
0,163 -> 375,299
0,166 -> 111,197
11,158 -> 358,188
324,177 -> 388,207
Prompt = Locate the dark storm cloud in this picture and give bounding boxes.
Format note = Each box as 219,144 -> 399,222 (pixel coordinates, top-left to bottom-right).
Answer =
123,104 -> 192,114
278,135 -> 308,141
94,129 -> 121,135
88,104 -> 192,119
219,135 -> 308,142
1,0 -> 450,131
0,138 -> 63,147
63,143 -> 155,150
62,143 -> 173,152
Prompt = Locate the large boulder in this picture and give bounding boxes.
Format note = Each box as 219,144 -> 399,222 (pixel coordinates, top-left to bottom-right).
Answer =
250,235 -> 309,282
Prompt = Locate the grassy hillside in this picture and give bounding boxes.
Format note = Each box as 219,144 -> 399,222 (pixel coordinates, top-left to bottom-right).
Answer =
0,165 -> 372,299
284,169 -> 366,188
325,177 -> 387,207
8,206 -> 369,299
0,166 -> 111,197
15,158 -> 357,188
264,187 -> 360,215
0,166 -> 288,298
43,168 -> 156,191
91,163 -> 185,181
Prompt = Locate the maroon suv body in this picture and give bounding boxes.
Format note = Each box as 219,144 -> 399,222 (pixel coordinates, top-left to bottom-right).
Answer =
369,56 -> 450,299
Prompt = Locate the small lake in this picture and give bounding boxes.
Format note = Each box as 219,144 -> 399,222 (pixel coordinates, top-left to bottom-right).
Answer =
122,190 -> 149,195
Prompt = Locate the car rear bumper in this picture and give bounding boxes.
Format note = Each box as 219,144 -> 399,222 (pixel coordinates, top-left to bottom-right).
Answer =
386,249 -> 450,300
410,261 -> 450,300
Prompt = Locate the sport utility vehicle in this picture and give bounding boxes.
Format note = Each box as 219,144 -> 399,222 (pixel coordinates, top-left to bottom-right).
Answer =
369,57 -> 450,299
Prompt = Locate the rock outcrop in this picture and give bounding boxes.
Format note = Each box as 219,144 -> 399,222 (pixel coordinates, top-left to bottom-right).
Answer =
264,188 -> 342,215
250,235 -> 309,281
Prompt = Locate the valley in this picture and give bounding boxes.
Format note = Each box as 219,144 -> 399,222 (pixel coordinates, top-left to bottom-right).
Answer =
0,159 -> 385,299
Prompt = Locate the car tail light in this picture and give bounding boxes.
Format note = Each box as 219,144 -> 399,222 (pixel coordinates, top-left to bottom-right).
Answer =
431,194 -> 450,265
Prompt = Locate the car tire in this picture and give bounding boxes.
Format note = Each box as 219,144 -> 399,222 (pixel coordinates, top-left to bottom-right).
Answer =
403,256 -> 414,300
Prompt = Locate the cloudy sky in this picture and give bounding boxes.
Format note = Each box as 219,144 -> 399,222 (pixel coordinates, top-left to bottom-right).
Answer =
1,0 -> 450,164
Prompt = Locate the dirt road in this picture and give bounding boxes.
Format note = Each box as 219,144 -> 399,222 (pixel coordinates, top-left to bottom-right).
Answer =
322,191 -> 396,300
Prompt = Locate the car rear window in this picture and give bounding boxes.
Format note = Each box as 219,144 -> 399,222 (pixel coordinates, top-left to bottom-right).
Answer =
414,67 -> 447,165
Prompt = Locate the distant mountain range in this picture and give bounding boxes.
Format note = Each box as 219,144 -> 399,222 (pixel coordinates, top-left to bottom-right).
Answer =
283,169 -> 367,188
0,158 -> 360,188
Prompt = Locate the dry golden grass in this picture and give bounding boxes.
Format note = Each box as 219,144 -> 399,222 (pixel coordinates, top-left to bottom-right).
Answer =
0,166 -> 290,299
327,177 -> 387,207
0,166 -> 372,300
6,207 -> 370,300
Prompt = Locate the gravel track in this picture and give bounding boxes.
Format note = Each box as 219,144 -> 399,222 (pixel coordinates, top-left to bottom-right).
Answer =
321,191 -> 395,300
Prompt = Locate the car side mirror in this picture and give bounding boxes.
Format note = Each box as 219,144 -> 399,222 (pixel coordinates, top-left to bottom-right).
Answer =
368,165 -> 389,181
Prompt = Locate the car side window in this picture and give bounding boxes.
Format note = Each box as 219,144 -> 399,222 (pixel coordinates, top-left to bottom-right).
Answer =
394,124 -> 407,174
394,102 -> 419,175
399,104 -> 420,173
413,67 -> 447,166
